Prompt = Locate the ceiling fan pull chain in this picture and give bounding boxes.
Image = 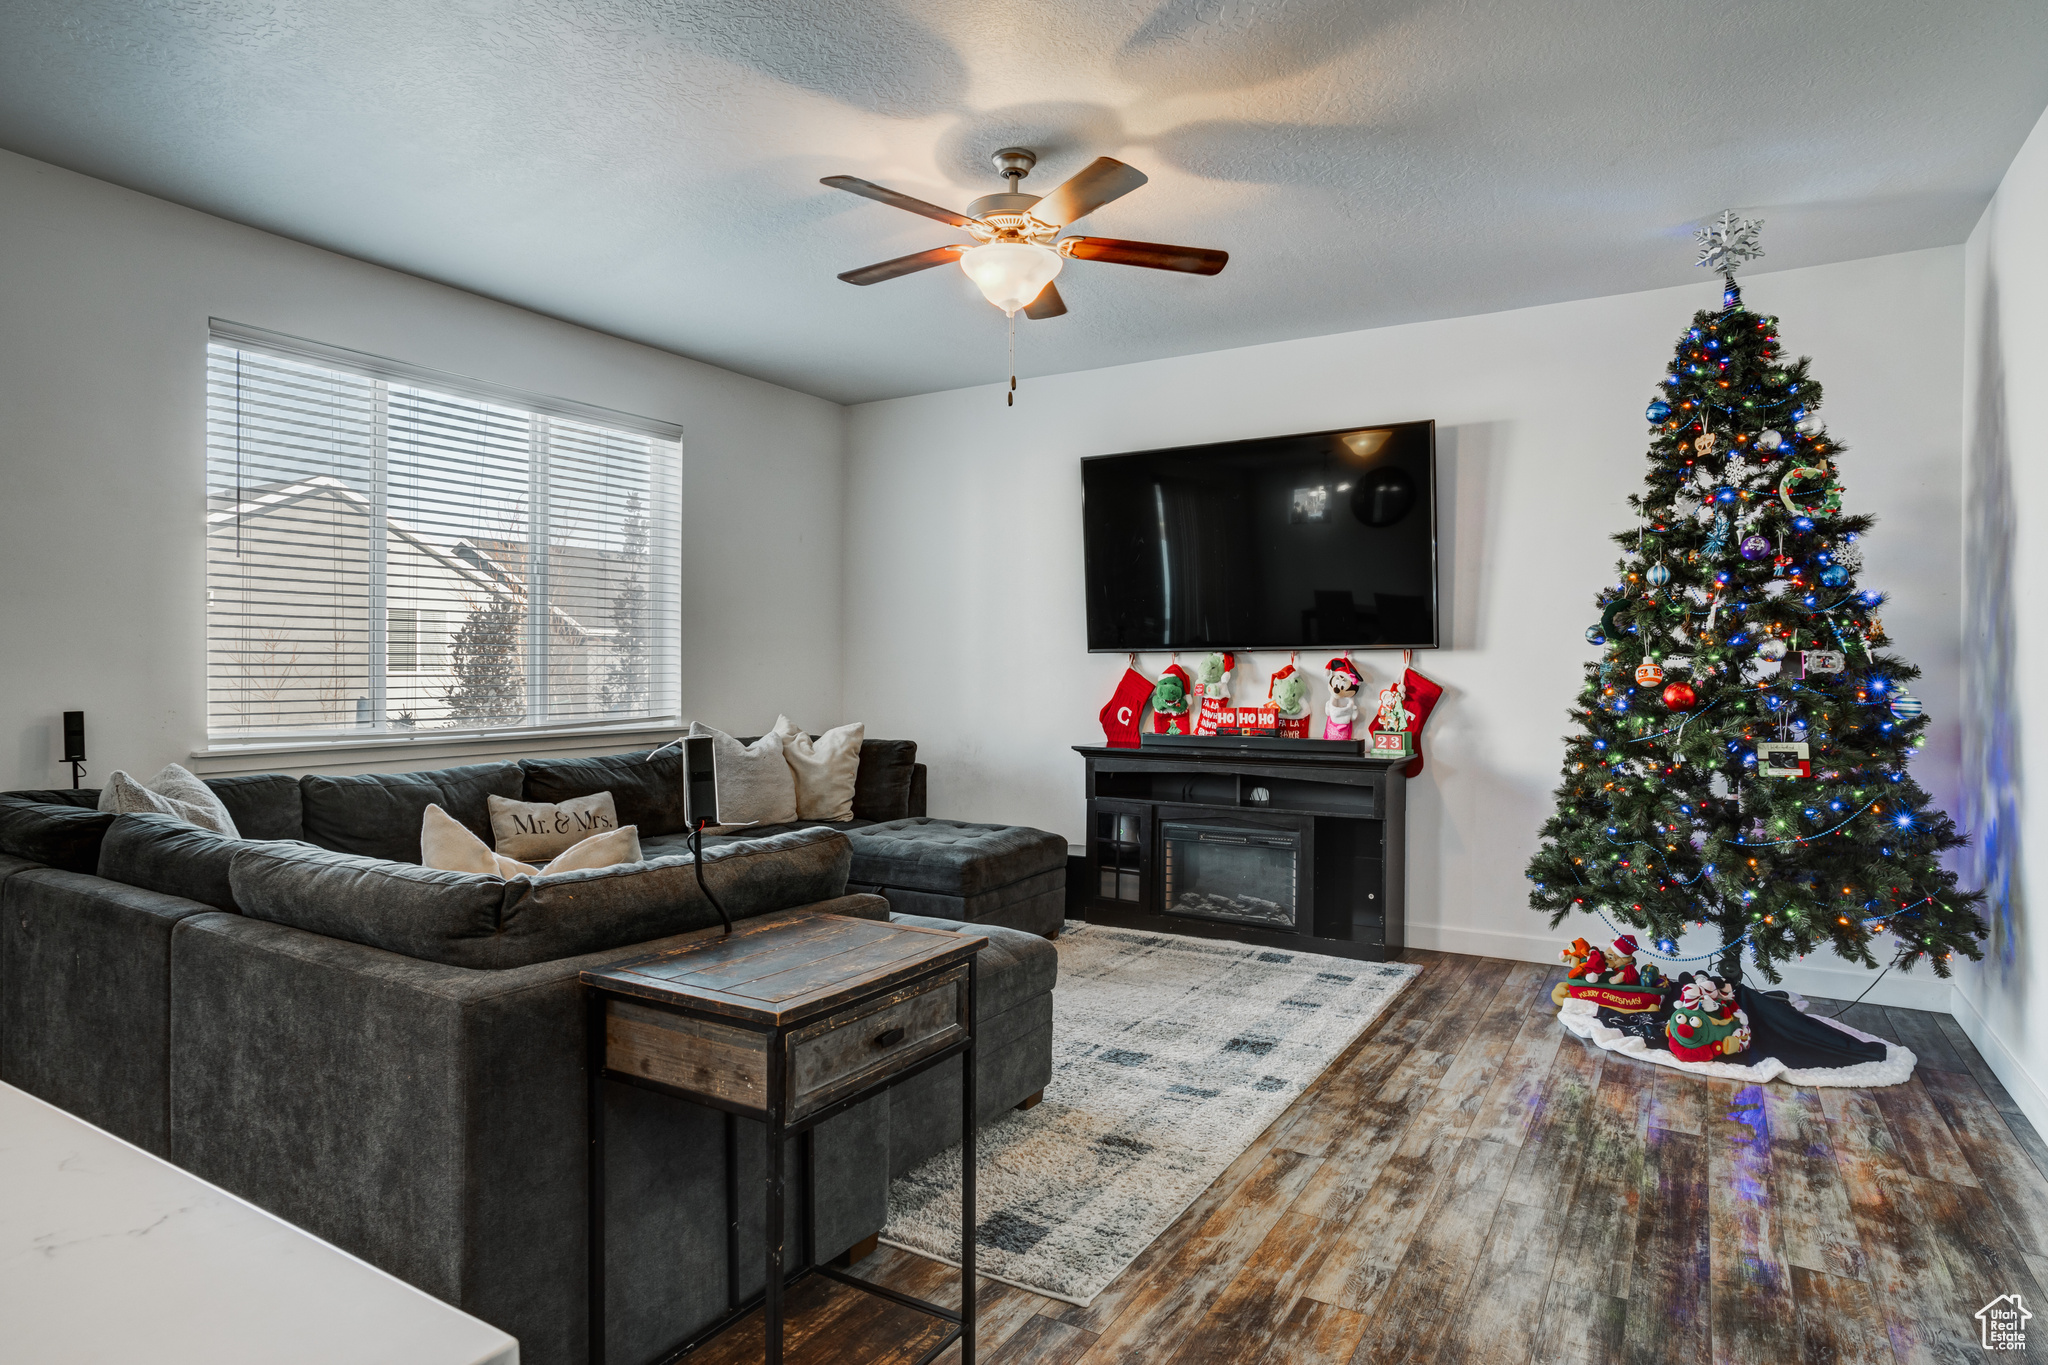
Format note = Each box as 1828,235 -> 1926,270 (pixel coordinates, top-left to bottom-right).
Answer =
1007,308 -> 1017,406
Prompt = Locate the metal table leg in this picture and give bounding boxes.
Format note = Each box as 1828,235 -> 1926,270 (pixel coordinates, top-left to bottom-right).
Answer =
962,956 -> 978,1365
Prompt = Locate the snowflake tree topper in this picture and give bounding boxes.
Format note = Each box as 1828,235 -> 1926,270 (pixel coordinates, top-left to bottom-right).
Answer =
1695,210 -> 1764,284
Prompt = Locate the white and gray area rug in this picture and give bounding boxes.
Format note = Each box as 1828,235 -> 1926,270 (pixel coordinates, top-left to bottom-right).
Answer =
878,923 -> 1421,1305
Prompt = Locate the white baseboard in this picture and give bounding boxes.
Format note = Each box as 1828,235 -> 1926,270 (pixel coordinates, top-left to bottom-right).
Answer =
1402,921 -> 1959,1012
1948,989 -> 2048,1140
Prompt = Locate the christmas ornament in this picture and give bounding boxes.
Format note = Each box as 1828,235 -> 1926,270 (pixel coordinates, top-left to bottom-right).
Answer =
1695,211 -> 1765,283
1773,554 -> 1793,576
1099,667 -> 1154,749
1757,429 -> 1784,452
1703,512 -> 1730,557
1661,680 -> 1697,709
1821,565 -> 1850,588
1758,638 -> 1788,661
1890,690 -> 1923,720
1646,400 -> 1671,422
1739,534 -> 1769,561
1585,625 -> 1606,645
1780,464 -> 1843,516
1636,661 -> 1664,686
1793,649 -> 1846,679
1322,657 -> 1364,741
1757,741 -> 1812,777
1150,663 -> 1194,734
1695,431 -> 1721,457
1646,562 -> 1671,587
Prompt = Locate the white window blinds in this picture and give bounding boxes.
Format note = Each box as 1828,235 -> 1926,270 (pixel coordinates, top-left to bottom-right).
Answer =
205,325 -> 681,742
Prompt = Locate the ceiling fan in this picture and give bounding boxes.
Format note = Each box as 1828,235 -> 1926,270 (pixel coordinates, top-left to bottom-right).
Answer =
822,148 -> 1228,322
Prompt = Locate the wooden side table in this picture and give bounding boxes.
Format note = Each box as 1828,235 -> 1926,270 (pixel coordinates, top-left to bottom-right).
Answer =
583,909 -> 987,1365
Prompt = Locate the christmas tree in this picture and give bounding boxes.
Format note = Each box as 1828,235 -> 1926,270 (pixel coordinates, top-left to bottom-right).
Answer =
1525,214 -> 1986,985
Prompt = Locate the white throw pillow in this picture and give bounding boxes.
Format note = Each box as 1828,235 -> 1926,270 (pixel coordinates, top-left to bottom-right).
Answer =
687,723 -> 798,830
422,803 -> 539,878
542,825 -> 643,874
487,791 -> 620,861
772,716 -> 863,822
99,763 -> 240,837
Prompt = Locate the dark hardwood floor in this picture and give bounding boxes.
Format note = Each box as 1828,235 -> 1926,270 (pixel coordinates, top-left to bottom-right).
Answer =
851,949 -> 2048,1364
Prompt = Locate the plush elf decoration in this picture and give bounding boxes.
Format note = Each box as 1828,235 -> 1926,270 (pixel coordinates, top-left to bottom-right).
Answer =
1151,662 -> 1194,734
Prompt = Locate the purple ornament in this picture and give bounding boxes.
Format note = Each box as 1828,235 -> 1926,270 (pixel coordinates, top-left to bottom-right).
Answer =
1739,534 -> 1770,561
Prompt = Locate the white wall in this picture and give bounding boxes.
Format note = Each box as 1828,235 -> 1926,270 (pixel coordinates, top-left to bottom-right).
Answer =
1960,103 -> 2048,1135
845,246 -> 1967,1010
0,149 -> 847,786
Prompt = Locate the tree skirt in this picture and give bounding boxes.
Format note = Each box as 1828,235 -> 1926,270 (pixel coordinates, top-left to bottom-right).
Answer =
879,923 -> 1421,1305
1557,995 -> 1917,1086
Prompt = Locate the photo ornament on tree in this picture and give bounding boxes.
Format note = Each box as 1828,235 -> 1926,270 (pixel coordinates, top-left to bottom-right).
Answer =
1524,216 -> 1984,1086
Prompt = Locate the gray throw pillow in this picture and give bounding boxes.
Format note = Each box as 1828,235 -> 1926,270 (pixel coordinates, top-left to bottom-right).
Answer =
687,723 -> 798,829
99,763 -> 240,837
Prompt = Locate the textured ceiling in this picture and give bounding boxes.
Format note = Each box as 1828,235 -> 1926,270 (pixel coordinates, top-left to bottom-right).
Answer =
1,0 -> 2045,404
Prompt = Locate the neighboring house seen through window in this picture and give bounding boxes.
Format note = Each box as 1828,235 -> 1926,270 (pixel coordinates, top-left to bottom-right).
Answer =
205,325 -> 682,741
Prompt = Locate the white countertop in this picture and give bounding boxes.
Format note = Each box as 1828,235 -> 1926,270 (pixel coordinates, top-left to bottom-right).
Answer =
0,1082 -> 518,1365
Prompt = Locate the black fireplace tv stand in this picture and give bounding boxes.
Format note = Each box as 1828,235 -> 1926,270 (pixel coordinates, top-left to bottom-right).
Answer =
1073,743 -> 1406,961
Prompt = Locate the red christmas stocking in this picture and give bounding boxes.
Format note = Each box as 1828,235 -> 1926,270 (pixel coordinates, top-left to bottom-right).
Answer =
1399,667 -> 1444,777
1100,667 -> 1154,749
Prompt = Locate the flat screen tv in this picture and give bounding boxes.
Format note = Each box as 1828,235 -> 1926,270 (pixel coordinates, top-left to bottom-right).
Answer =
1082,420 -> 1438,652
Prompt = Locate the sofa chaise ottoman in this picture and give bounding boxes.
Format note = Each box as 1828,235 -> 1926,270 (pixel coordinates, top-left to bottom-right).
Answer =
845,818 -> 1069,938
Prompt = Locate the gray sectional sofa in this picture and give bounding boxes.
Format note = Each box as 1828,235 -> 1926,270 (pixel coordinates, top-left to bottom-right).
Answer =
0,740 -> 1064,1365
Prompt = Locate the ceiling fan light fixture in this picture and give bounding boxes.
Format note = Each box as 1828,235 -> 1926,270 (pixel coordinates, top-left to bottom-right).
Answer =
959,241 -> 1063,315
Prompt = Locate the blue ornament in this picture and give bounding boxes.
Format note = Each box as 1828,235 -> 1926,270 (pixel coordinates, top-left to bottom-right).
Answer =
1739,535 -> 1769,561
1703,511 -> 1730,557
1891,691 -> 1923,719
1646,400 -> 1671,422
1586,625 -> 1606,645
1647,563 -> 1671,586
1821,565 -> 1850,587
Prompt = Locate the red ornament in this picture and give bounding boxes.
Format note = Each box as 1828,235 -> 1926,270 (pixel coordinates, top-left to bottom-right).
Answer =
1662,681 -> 1697,710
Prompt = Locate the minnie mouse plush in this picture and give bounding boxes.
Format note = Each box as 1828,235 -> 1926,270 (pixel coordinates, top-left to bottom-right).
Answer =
1323,657 -> 1365,740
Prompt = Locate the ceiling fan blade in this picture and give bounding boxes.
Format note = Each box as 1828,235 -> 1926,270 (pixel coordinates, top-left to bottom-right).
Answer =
1059,236 -> 1228,276
836,245 -> 966,286
820,175 -> 984,229
1029,157 -> 1149,227
1024,281 -> 1068,320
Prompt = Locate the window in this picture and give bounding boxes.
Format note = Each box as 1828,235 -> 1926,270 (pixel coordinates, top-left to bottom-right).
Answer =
205,323 -> 681,742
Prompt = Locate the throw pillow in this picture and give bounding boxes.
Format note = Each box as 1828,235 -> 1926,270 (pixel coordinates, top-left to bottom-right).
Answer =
772,716 -> 864,822
98,763 -> 241,838
687,723 -> 798,830
544,824 -> 643,874
487,791 -> 619,861
422,803 -> 539,878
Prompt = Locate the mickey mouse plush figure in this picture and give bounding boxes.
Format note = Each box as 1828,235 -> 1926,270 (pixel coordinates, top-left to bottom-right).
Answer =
1323,657 -> 1365,740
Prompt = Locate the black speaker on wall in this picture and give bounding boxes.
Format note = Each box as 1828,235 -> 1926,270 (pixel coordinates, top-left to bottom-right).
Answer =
62,710 -> 86,788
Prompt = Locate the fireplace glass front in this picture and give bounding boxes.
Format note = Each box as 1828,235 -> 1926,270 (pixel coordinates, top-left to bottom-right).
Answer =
1160,821 -> 1304,931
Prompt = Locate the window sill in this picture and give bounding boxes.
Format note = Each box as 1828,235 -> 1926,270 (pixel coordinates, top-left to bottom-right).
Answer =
189,719 -> 683,777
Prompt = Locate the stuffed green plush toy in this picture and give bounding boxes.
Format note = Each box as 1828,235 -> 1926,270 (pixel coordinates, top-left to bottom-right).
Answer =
1195,652 -> 1232,703
1271,670 -> 1308,718
1151,673 -> 1189,716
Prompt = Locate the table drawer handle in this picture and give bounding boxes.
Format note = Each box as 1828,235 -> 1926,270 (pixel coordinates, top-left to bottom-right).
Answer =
874,1027 -> 907,1048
